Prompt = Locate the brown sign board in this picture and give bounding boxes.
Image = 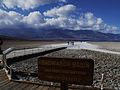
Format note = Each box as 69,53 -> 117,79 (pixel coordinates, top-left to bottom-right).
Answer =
38,56 -> 94,85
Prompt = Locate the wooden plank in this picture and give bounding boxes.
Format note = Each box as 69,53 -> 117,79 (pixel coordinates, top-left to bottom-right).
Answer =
25,84 -> 34,90
0,82 -> 15,89
54,87 -> 60,90
0,70 -> 6,73
0,76 -> 8,81
0,79 -> 10,87
49,87 -> 58,90
26,84 -> 38,90
0,73 -> 6,76
69,86 -> 101,90
36,86 -> 44,90
41,86 -> 50,90
2,82 -> 19,90
8,83 -> 20,90
11,83 -> 25,90
29,85 -> 39,90
17,83 -> 29,90
0,79 -> 9,84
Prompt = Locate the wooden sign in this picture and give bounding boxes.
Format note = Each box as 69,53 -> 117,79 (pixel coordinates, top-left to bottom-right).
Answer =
38,56 -> 94,85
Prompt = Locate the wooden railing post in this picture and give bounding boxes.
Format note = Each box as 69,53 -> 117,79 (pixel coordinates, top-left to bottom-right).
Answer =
100,74 -> 104,90
2,54 -> 6,69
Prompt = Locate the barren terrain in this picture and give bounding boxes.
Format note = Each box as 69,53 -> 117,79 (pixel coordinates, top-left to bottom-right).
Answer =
1,39 -> 65,50
89,42 -> 120,52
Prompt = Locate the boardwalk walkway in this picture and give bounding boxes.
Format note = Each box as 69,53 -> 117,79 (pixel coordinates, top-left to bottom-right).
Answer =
0,69 -> 60,90
0,69 -> 113,90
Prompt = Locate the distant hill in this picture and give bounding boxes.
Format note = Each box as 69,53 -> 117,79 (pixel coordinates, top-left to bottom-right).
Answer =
0,28 -> 120,41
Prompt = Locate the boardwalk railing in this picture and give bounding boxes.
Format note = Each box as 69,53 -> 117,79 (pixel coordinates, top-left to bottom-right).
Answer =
1,46 -> 67,80
4,47 -> 53,59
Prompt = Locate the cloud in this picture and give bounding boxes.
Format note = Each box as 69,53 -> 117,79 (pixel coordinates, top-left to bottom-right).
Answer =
102,24 -> 119,33
1,0 -> 66,10
22,11 -> 45,28
45,17 -> 77,30
0,9 -> 23,28
44,12 -> 103,30
44,11 -> 119,33
44,4 -> 76,17
0,3 -> 119,34
0,9 -> 45,28
85,13 -> 94,19
75,13 -> 104,30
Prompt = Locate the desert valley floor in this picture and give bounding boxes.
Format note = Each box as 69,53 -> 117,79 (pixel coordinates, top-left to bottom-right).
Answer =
1,40 -> 120,89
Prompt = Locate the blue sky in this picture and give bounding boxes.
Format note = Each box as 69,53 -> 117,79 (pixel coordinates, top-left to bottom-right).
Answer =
0,0 -> 120,34
68,0 -> 120,27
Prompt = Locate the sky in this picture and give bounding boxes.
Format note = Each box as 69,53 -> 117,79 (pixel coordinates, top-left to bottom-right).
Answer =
0,0 -> 120,34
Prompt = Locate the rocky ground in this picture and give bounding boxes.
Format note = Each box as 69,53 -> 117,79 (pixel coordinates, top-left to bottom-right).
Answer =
11,49 -> 120,89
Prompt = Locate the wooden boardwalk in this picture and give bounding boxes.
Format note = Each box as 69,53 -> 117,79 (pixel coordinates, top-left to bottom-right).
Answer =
0,69 -> 60,90
0,69 -> 113,90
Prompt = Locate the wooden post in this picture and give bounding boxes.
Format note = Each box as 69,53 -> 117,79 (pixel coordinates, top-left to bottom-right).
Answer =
61,82 -> 68,90
100,74 -> 104,90
2,54 -> 6,69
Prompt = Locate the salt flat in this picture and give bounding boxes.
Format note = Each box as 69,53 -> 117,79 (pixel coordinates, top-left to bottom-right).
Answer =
2,41 -> 120,59
44,42 -> 120,55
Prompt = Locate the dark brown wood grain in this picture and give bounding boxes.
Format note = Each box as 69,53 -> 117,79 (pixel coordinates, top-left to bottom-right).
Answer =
38,57 -> 94,86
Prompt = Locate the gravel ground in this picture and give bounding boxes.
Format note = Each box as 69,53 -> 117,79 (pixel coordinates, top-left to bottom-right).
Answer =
11,49 -> 120,89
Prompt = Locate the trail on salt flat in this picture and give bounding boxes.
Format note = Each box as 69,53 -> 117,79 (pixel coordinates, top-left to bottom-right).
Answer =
43,42 -> 120,55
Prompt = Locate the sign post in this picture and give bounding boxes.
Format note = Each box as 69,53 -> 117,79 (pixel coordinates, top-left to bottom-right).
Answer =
38,56 -> 94,90
0,38 -> 3,54
61,82 -> 68,90
0,38 -> 3,68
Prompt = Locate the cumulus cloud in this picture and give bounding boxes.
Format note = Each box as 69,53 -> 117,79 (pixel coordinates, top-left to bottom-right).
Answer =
44,4 -> 76,17
23,11 -> 45,28
44,11 -> 119,33
70,12 -> 104,31
103,25 -> 119,33
85,13 -> 94,19
44,12 -> 103,30
0,9 -> 23,28
0,3 -> 119,34
45,17 -> 77,30
0,9 -> 45,28
1,0 -> 66,10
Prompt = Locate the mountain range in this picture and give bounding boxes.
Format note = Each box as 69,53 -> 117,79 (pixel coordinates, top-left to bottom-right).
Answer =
0,28 -> 120,41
